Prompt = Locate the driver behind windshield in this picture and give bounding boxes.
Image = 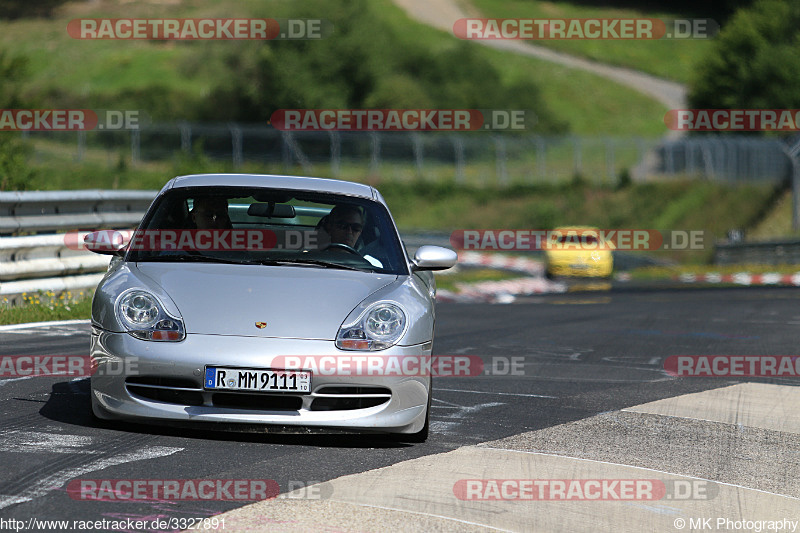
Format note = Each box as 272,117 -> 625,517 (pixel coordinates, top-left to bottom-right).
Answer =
190,197 -> 232,230
322,204 -> 382,268
324,204 -> 363,248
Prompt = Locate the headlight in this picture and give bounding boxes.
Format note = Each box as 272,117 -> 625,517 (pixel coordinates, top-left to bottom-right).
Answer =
336,302 -> 407,351
115,289 -> 185,342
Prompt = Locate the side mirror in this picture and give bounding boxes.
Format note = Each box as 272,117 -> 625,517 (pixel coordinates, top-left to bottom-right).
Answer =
412,245 -> 458,271
84,230 -> 131,256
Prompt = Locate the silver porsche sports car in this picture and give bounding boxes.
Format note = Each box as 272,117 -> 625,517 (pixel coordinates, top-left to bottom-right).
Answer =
87,174 -> 457,442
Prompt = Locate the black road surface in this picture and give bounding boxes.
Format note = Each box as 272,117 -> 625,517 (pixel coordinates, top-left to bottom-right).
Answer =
0,286 -> 797,531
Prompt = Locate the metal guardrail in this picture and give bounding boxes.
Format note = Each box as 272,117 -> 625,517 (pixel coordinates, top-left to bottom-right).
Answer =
5,190 -> 783,305
0,191 -> 157,302
714,239 -> 800,265
0,190 -> 156,235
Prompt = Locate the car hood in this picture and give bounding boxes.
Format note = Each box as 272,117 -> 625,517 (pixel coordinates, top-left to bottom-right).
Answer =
133,262 -> 397,339
545,249 -> 611,263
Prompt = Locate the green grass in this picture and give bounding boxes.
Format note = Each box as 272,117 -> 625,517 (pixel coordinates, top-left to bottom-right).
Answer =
378,180 -> 776,235
630,263 -> 800,281
0,0 -> 667,136
375,0 -> 668,135
471,0 -> 712,83
0,290 -> 93,325
475,51 -> 667,135
0,0 -> 276,100
748,190 -> 800,241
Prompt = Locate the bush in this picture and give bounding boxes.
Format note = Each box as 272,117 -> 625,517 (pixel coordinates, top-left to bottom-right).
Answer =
0,136 -> 36,191
204,0 -> 567,134
689,0 -> 800,113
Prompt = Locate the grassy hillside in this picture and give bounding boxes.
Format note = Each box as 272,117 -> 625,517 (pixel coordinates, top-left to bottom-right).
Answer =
471,0 -> 712,83
0,0 -> 667,136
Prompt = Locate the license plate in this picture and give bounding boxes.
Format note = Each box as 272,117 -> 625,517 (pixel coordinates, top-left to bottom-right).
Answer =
569,263 -> 589,269
204,367 -> 311,393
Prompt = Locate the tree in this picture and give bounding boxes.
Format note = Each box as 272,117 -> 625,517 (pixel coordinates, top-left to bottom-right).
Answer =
689,0 -> 800,112
204,0 -> 566,133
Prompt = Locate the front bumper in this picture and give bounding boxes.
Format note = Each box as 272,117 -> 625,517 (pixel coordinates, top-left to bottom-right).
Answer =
90,328 -> 431,434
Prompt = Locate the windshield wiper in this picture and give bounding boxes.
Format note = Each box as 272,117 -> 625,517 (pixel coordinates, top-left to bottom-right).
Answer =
136,254 -> 374,272
263,258 -> 373,272
136,254 -> 257,266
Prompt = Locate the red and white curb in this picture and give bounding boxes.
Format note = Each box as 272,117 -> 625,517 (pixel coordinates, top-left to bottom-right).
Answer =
677,272 -> 800,285
438,277 -> 566,303
437,253 -> 556,303
456,251 -> 543,275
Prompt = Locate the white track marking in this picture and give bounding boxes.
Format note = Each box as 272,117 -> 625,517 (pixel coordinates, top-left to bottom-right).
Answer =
434,387 -> 556,398
0,446 -> 183,510
0,319 -> 90,332
0,431 -> 95,454
476,447 -> 800,501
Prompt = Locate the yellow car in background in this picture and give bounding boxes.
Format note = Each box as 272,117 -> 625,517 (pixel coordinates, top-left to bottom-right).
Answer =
544,226 -> 613,279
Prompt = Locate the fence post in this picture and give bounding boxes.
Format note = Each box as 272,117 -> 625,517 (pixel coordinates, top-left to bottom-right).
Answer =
411,133 -> 424,178
573,137 -> 582,177
536,137 -> 546,182
281,131 -> 292,171
494,136 -> 507,185
701,139 -> 714,180
605,139 -> 614,184
369,132 -> 380,175
328,131 -> 340,177
453,135 -> 465,184
179,122 -> 191,153
229,124 -> 243,169
131,129 -> 140,166
665,141 -> 674,174
784,139 -> 800,230
76,131 -> 86,162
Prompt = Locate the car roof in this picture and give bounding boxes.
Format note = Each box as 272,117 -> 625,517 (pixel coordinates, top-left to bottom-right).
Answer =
163,174 -> 377,200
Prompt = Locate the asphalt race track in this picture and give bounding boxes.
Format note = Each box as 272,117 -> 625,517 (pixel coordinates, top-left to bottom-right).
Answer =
0,286 -> 799,532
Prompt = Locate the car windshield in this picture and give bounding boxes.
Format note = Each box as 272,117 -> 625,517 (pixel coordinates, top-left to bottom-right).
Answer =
127,186 -> 408,275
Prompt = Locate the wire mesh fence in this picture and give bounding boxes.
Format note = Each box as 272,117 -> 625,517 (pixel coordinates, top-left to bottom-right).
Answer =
21,124 -> 793,186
